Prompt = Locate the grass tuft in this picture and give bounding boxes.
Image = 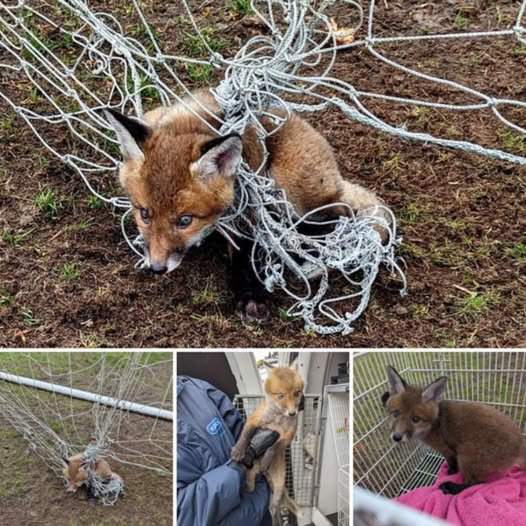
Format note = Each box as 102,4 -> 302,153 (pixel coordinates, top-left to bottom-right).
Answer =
229,0 -> 253,15
60,262 -> 80,281
35,188 -> 60,219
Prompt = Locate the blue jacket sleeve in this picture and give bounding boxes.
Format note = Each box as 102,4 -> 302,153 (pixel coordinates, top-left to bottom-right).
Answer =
218,475 -> 271,526
178,459 -> 245,526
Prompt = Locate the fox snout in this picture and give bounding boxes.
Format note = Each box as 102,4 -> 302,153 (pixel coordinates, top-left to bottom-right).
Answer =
390,430 -> 409,443
146,251 -> 185,275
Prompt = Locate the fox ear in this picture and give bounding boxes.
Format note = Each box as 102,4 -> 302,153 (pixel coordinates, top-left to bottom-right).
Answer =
289,358 -> 299,371
105,108 -> 151,161
263,360 -> 275,374
386,366 -> 406,395
422,376 -> 447,404
197,133 -> 242,179
381,391 -> 390,406
62,457 -> 70,466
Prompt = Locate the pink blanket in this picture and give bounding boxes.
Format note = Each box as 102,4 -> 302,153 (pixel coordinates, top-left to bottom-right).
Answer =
395,462 -> 526,525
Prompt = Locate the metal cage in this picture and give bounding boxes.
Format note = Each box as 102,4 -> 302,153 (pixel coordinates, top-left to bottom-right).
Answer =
323,384 -> 350,526
234,394 -> 323,523
354,351 -> 526,498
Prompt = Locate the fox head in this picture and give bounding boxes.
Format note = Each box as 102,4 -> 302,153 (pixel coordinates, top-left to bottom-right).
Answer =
62,454 -> 90,493
264,359 -> 304,417
381,366 -> 447,444
105,109 -> 243,273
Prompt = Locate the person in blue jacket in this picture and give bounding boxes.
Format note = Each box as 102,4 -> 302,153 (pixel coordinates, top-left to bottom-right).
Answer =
177,375 -> 278,526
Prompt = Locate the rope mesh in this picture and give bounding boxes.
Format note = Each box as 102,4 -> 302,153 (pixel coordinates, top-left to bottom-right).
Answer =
1,0 -> 524,334
0,352 -> 172,505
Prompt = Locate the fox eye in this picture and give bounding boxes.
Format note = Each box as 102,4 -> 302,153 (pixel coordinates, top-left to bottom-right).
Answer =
276,393 -> 284,400
412,416 -> 421,423
392,411 -> 400,418
140,207 -> 150,223
176,215 -> 193,228
295,391 -> 301,397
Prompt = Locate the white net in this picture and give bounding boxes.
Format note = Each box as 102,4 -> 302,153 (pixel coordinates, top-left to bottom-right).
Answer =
1,1 -> 524,334
0,352 -> 173,505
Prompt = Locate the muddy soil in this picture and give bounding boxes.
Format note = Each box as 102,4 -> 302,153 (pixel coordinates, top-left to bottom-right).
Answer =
0,1 -> 524,348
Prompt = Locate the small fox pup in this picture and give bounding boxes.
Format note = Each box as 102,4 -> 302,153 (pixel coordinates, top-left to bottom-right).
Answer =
62,453 -> 122,494
382,366 -> 526,495
231,360 -> 304,524
105,89 -> 388,322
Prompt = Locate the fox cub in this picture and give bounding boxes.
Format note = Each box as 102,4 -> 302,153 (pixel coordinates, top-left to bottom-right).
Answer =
231,360 -> 304,524
382,366 -> 526,495
62,453 -> 122,494
106,89 -> 388,322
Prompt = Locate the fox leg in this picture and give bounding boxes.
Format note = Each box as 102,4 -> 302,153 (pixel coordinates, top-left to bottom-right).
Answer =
245,466 -> 258,493
266,450 -> 286,526
439,459 -> 481,495
229,238 -> 270,323
446,455 -> 458,475
231,422 -> 256,463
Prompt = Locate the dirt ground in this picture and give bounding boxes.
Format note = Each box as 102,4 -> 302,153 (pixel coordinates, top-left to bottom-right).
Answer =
0,353 -> 173,526
0,1 -> 524,348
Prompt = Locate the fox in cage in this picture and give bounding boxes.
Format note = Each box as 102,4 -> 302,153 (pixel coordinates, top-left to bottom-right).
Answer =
231,360 -> 305,525
382,366 -> 526,495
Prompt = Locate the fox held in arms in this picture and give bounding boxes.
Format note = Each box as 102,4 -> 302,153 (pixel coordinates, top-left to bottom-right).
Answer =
382,366 -> 526,495
105,89 -> 388,322
231,360 -> 304,525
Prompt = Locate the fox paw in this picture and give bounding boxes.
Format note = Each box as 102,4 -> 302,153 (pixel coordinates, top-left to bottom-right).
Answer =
231,446 -> 245,463
439,482 -> 467,495
447,462 -> 459,475
235,293 -> 270,323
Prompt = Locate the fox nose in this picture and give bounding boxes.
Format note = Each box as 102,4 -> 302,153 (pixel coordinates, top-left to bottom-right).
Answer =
288,411 -> 297,417
149,262 -> 168,274
392,432 -> 403,442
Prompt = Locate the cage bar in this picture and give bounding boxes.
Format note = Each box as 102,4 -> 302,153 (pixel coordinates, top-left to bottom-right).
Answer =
354,351 -> 526,499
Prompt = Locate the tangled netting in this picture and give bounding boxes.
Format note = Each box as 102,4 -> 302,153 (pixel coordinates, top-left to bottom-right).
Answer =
1,1 -> 525,334
0,352 -> 173,505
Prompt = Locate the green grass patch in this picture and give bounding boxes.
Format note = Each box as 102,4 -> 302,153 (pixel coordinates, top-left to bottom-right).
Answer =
87,195 -> 104,209
59,262 -> 80,281
500,130 -> 526,155
0,352 -> 172,376
0,289 -> 13,308
191,281 -> 224,306
1,228 -> 36,247
20,308 -> 40,327
454,11 -> 469,30
185,63 -> 214,83
229,0 -> 253,15
453,292 -> 499,320
506,242 -> 526,261
181,28 -> 226,57
35,188 -> 61,219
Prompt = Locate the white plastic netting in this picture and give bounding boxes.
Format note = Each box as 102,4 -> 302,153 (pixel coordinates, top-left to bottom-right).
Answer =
1,1 -> 524,334
0,352 -> 173,505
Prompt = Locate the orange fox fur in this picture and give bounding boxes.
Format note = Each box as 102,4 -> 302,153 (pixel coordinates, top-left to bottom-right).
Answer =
62,453 -> 121,493
231,360 -> 304,524
106,89 -> 388,272
382,366 -> 526,494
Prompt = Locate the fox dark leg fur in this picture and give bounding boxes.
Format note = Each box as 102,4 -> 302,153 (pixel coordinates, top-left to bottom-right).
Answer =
230,421 -> 256,463
229,239 -> 270,323
265,448 -> 286,526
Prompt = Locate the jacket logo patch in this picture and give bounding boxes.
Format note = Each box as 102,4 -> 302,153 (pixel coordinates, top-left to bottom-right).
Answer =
206,417 -> 223,436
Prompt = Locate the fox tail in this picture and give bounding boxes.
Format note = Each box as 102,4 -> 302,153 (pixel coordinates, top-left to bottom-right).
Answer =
281,494 -> 303,517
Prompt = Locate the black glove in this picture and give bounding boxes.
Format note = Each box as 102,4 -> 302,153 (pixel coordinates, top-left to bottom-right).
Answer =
242,428 -> 280,468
